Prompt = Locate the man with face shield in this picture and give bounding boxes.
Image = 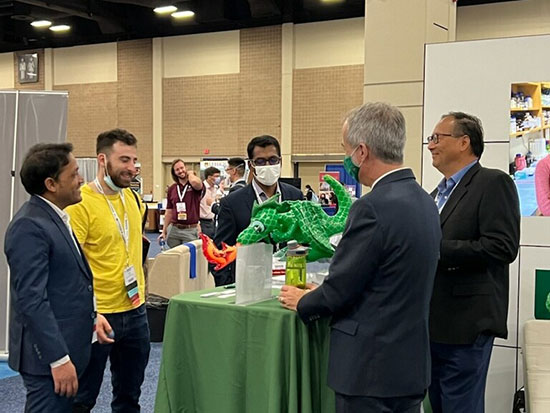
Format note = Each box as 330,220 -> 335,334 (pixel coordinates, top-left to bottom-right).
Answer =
199,166 -> 222,239
67,129 -> 149,413
213,135 -> 303,286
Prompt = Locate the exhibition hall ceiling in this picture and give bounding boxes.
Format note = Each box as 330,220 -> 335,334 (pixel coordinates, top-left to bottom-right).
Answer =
0,0 -> 520,53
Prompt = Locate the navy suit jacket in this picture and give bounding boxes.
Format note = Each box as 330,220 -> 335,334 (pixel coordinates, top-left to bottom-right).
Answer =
213,181 -> 304,283
298,169 -> 442,397
5,196 -> 94,376
429,163 -> 520,345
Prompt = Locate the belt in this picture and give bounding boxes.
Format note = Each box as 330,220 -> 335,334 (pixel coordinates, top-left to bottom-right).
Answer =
200,218 -> 213,222
173,223 -> 198,229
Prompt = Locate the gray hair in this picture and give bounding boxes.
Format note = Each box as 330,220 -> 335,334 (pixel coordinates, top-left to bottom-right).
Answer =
345,102 -> 406,164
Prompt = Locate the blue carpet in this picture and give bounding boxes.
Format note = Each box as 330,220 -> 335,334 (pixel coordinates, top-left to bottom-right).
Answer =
0,342 -> 162,412
0,361 -> 18,380
146,232 -> 162,258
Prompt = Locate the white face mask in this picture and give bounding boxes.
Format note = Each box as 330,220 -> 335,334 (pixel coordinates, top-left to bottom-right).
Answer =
254,164 -> 280,186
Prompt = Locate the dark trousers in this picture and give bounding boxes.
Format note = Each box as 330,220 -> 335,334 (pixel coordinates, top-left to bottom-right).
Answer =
335,392 -> 424,413
73,305 -> 150,413
213,263 -> 235,286
429,334 -> 495,413
21,372 -> 74,412
199,218 -> 216,239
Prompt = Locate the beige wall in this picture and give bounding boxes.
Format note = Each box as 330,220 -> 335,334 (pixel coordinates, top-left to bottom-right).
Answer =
6,18 -> 364,197
53,43 -> 117,85
457,0 -> 550,41
0,53 -> 14,88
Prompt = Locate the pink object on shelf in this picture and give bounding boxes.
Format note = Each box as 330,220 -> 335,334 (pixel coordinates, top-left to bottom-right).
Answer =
515,154 -> 527,171
535,155 -> 550,216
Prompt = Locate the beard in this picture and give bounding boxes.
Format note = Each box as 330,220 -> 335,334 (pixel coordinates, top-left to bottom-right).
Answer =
106,162 -> 131,188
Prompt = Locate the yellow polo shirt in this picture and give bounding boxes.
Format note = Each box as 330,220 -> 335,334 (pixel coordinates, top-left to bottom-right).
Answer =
67,184 -> 145,313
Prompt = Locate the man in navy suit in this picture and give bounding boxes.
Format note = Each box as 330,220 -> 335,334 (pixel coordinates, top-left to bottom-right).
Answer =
4,143 -> 100,412
280,103 -> 442,412
213,135 -> 303,286
427,112 -> 520,412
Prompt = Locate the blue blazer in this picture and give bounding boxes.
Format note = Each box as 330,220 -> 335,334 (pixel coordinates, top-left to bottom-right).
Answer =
5,196 -> 94,376
298,169 -> 442,397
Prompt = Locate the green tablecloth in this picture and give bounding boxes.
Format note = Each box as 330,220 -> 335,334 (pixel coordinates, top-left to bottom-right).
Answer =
154,288 -> 335,413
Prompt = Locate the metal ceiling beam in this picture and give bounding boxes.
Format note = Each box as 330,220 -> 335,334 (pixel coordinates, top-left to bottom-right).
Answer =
16,0 -> 124,33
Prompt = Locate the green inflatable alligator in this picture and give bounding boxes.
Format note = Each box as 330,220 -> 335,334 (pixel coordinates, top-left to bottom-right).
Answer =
236,175 -> 352,262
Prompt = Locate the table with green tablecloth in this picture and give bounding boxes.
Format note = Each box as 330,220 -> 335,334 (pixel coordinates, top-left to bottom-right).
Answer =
154,288 -> 335,413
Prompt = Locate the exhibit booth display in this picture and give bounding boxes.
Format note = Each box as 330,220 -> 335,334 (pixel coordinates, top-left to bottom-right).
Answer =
423,35 -> 550,412
0,90 -> 68,357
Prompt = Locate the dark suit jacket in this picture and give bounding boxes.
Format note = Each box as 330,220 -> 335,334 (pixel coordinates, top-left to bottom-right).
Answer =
429,162 -> 520,345
5,196 -> 95,376
298,169 -> 442,397
228,178 -> 247,194
213,181 -> 303,283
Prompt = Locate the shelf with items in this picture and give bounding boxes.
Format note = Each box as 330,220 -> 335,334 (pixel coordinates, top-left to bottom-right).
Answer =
510,82 -> 544,138
510,127 -> 542,138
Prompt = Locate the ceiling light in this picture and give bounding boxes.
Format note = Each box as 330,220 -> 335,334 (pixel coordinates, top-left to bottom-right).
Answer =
31,20 -> 52,28
154,5 -> 178,14
49,25 -> 71,32
171,10 -> 194,18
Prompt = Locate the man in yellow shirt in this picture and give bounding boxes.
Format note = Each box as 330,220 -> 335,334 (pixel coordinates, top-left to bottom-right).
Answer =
68,129 -> 148,413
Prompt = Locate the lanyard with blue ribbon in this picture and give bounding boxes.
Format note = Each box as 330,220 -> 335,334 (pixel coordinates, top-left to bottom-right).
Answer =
184,242 -> 197,279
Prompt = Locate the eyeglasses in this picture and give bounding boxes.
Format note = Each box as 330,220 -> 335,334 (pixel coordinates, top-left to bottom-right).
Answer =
426,133 -> 464,144
250,156 -> 281,166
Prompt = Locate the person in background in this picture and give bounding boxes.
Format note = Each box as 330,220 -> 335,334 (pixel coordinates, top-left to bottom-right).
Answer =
279,102 -> 441,413
212,158 -> 247,216
213,135 -> 303,286
535,153 -> 550,215
159,159 -> 204,247
129,161 -> 142,195
226,157 -> 247,193
5,143 -> 99,412
427,112 -> 520,413
200,166 -> 221,239
67,129 -> 149,413
305,184 -> 318,202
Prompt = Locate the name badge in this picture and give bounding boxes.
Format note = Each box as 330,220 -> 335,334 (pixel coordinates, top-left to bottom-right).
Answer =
123,265 -> 140,307
176,202 -> 187,221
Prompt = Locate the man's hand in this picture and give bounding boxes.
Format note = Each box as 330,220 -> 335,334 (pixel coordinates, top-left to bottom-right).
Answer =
96,313 -> 115,344
279,283 -> 318,311
51,360 -> 78,397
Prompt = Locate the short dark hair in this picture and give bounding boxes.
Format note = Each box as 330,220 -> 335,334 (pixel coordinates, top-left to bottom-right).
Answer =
204,166 -> 220,179
227,157 -> 245,176
20,143 -> 73,196
246,135 -> 281,159
96,128 -> 137,155
170,159 -> 185,183
443,112 -> 484,158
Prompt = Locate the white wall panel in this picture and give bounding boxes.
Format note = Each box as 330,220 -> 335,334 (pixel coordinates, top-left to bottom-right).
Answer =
520,218 -> 550,247
485,346 -> 517,413
53,43 -> 117,85
163,31 -> 240,78
496,258 -> 520,347
424,35 -> 550,143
